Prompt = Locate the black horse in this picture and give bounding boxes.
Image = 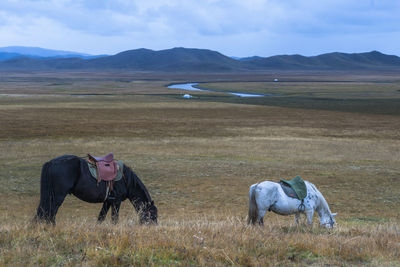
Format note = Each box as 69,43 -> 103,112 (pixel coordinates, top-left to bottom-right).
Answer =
34,155 -> 157,225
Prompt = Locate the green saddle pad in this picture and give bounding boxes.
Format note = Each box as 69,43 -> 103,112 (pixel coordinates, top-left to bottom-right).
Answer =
280,176 -> 307,200
88,160 -> 124,182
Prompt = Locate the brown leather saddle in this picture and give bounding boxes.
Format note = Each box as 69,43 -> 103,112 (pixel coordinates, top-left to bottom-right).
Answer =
87,153 -> 118,184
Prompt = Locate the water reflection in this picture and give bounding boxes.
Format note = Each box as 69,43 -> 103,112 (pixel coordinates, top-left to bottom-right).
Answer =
167,83 -> 268,97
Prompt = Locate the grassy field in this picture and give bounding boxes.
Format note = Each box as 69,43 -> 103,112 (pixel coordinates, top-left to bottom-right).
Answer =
0,71 -> 399,266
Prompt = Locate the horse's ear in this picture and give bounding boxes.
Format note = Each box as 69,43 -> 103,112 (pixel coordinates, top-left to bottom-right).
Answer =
332,213 -> 337,217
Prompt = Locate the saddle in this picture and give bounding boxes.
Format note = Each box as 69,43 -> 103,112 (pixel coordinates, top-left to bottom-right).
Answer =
280,176 -> 307,200
87,153 -> 118,183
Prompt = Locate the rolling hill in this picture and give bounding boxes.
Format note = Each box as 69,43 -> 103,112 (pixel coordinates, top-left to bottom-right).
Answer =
85,47 -> 244,71
0,46 -> 399,72
248,51 -> 400,70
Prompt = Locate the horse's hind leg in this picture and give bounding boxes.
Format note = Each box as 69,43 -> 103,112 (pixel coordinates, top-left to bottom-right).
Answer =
98,201 -> 111,223
257,208 -> 267,225
35,161 -> 74,224
111,202 -> 121,224
35,191 -> 68,224
50,194 -> 69,224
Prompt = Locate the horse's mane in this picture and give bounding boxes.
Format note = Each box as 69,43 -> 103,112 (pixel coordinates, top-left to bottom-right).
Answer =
123,164 -> 152,203
307,181 -> 331,213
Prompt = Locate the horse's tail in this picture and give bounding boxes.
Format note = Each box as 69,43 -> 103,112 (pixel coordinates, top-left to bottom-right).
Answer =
35,161 -> 54,223
247,184 -> 259,225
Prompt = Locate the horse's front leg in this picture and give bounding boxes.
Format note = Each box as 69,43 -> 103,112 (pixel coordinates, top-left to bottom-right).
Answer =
294,213 -> 300,225
98,201 -> 111,223
111,202 -> 121,224
305,209 -> 314,226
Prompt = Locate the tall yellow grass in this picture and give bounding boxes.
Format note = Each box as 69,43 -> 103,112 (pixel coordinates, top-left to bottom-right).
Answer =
1,215 -> 399,266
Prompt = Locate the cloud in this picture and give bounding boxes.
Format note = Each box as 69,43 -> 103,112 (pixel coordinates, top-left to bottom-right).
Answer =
0,0 -> 399,56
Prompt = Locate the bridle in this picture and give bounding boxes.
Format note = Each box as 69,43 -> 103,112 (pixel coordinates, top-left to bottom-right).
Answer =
323,215 -> 335,228
140,202 -> 157,224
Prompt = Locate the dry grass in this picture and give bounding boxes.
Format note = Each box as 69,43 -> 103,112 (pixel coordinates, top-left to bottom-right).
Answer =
0,72 -> 399,266
199,81 -> 400,99
1,217 -> 399,266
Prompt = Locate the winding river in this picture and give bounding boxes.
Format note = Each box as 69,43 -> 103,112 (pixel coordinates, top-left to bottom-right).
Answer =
167,83 -> 270,97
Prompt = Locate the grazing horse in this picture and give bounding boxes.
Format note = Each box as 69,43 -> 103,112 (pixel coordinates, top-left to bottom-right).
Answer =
248,180 -> 336,228
34,155 -> 157,225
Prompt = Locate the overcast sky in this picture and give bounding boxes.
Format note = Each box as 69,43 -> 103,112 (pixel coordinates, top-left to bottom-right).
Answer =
0,0 -> 399,57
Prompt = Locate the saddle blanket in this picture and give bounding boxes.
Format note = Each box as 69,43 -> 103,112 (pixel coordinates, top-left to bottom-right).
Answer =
280,175 -> 307,200
87,160 -> 124,182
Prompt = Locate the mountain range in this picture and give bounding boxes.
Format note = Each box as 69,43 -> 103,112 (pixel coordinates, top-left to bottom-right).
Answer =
0,46 -> 107,60
1,46 -> 400,72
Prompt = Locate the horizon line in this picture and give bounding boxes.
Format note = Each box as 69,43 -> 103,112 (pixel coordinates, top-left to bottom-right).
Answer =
0,45 -> 398,59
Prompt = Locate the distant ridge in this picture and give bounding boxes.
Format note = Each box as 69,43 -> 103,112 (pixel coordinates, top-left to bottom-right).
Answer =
0,46 -> 399,72
0,46 -> 104,60
249,51 -> 400,70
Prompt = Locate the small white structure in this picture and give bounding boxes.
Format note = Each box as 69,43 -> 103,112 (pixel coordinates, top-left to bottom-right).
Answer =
182,94 -> 193,99
274,78 -> 279,82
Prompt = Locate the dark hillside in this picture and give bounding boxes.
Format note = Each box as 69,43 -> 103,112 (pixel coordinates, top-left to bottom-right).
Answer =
86,47 -> 243,71
0,57 -> 85,70
0,52 -> 25,61
0,47 -> 399,71
248,51 -> 400,70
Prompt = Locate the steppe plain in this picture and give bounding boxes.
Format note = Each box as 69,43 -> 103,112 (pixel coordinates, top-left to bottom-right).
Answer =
0,71 -> 399,266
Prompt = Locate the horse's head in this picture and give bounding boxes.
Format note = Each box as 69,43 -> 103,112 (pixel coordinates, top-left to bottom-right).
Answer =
320,212 -> 337,228
139,201 -> 158,225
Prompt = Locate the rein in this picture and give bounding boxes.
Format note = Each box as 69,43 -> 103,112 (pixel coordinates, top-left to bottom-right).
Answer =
121,167 -> 130,199
298,199 -> 305,212
328,215 -> 334,228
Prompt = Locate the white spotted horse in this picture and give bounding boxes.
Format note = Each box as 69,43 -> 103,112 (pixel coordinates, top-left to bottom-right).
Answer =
248,177 -> 336,228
